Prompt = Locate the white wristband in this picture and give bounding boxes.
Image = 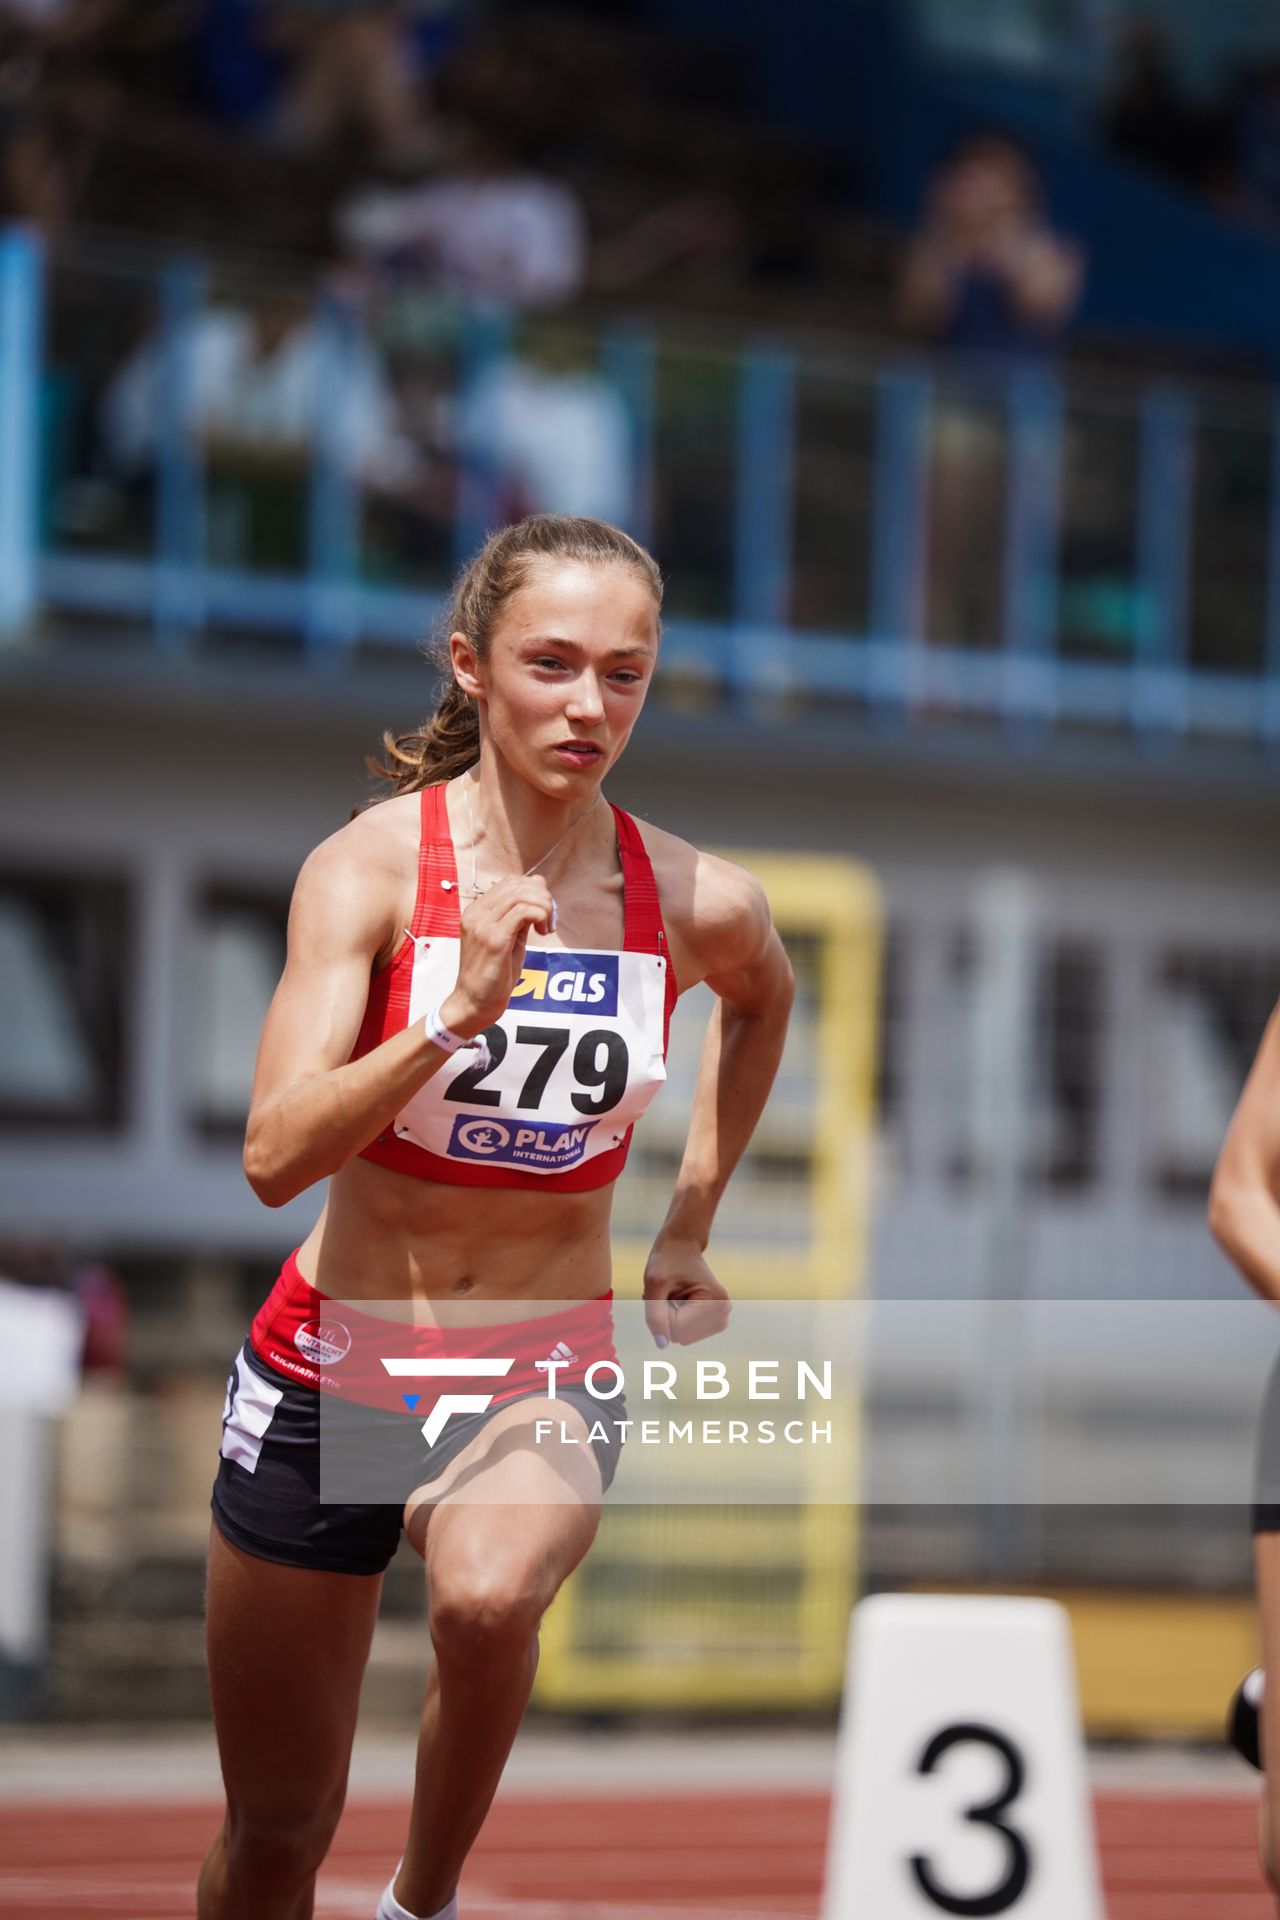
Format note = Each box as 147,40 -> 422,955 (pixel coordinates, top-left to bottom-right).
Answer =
426,1004 -> 491,1073
425,1003 -> 468,1052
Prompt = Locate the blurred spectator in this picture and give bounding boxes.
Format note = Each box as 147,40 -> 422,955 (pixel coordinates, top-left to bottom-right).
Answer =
267,2 -> 439,168
100,287 -> 419,491
70,1260 -> 127,1374
1,91 -> 88,237
0,0 -> 190,240
194,0 -> 457,164
1101,15 -> 1212,190
339,127 -> 587,308
899,134 -> 1084,356
900,138 -> 1083,650
459,341 -> 632,524
366,329 -> 458,570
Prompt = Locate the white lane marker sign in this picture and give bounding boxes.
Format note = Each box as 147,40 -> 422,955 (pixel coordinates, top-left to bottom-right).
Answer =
822,1594 -> 1104,1919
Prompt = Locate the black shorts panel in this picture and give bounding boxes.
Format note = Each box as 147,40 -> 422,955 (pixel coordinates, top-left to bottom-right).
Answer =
211,1339 -> 625,1576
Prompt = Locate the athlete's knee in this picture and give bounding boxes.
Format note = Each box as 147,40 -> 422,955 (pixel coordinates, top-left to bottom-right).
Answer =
222,1789 -> 344,1891
429,1561 -> 549,1668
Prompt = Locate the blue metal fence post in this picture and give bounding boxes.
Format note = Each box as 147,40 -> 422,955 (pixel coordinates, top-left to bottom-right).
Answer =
453,306 -> 513,570
153,257 -> 206,650
0,227 -> 41,643
870,367 -> 932,716
306,291 -> 361,658
1133,386 -> 1194,738
732,347 -> 794,699
600,322 -> 656,551
1001,365 -> 1063,729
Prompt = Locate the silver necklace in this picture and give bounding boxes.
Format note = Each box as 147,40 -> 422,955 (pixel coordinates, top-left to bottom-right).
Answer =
460,781 -> 603,899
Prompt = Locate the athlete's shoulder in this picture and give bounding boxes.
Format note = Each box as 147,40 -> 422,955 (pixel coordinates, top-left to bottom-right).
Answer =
288,790 -> 420,955
297,789 -> 416,886
626,811 -> 772,991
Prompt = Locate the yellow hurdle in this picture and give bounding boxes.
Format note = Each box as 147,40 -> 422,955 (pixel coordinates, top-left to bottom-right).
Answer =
535,852 -> 883,1713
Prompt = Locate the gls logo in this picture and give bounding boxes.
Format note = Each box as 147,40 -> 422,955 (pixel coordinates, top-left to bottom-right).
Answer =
511,951 -> 618,1016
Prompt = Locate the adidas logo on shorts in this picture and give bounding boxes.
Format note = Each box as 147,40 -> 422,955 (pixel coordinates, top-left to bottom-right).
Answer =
545,1339 -> 578,1367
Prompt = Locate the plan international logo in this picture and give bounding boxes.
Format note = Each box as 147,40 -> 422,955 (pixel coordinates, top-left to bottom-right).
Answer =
447,1114 -> 599,1169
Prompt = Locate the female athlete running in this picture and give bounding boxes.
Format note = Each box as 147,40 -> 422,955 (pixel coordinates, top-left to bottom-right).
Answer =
196,513 -> 795,1920
1210,997 -> 1280,1908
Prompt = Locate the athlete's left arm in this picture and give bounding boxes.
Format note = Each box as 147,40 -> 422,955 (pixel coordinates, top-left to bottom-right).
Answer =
644,856 -> 795,1347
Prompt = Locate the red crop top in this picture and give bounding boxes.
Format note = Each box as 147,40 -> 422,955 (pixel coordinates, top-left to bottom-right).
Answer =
349,784 -> 679,1192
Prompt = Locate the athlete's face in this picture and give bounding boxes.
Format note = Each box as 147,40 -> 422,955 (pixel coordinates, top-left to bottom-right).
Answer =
453,559 -> 660,793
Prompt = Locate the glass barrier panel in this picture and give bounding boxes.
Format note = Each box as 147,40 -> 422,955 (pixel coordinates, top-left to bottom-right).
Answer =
197,267 -> 318,581
44,252 -> 168,564
922,369 -> 1009,650
790,360 -> 875,636
1189,406 -> 1271,676
358,287 -> 469,599
651,338 -> 736,623
499,313 -> 641,533
1056,386 -> 1142,662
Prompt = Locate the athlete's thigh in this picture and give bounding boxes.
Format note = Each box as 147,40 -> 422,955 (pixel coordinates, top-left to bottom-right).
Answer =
206,1523 -> 384,1818
405,1397 -> 605,1594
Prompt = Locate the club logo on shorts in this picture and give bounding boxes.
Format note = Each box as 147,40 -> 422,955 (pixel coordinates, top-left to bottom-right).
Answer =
449,1112 -> 599,1170
510,951 -> 618,1016
294,1319 -> 352,1366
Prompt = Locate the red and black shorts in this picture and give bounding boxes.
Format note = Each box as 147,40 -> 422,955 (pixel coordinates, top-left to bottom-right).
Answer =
210,1254 -> 627,1576
211,1340 -> 626,1576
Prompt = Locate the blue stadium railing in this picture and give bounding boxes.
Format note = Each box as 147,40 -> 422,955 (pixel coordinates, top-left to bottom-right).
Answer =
6,225 -> 1280,752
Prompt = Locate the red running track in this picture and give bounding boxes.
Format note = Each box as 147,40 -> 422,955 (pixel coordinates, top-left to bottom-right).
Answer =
0,1790 -> 1271,1919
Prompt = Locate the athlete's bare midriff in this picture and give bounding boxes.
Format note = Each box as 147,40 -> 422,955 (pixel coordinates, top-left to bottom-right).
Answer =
295,1153 -> 616,1310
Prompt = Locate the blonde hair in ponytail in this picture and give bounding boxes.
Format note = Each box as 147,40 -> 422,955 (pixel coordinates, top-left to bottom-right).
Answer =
368,514 -> 662,797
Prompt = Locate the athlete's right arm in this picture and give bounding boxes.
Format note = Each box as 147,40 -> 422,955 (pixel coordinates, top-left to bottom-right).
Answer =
242,827 -> 553,1207
1208,999 -> 1280,1301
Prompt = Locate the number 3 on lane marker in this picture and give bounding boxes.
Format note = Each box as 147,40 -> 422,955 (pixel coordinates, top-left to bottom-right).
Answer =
910,1722 -> 1030,1916
821,1595 -> 1104,1920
